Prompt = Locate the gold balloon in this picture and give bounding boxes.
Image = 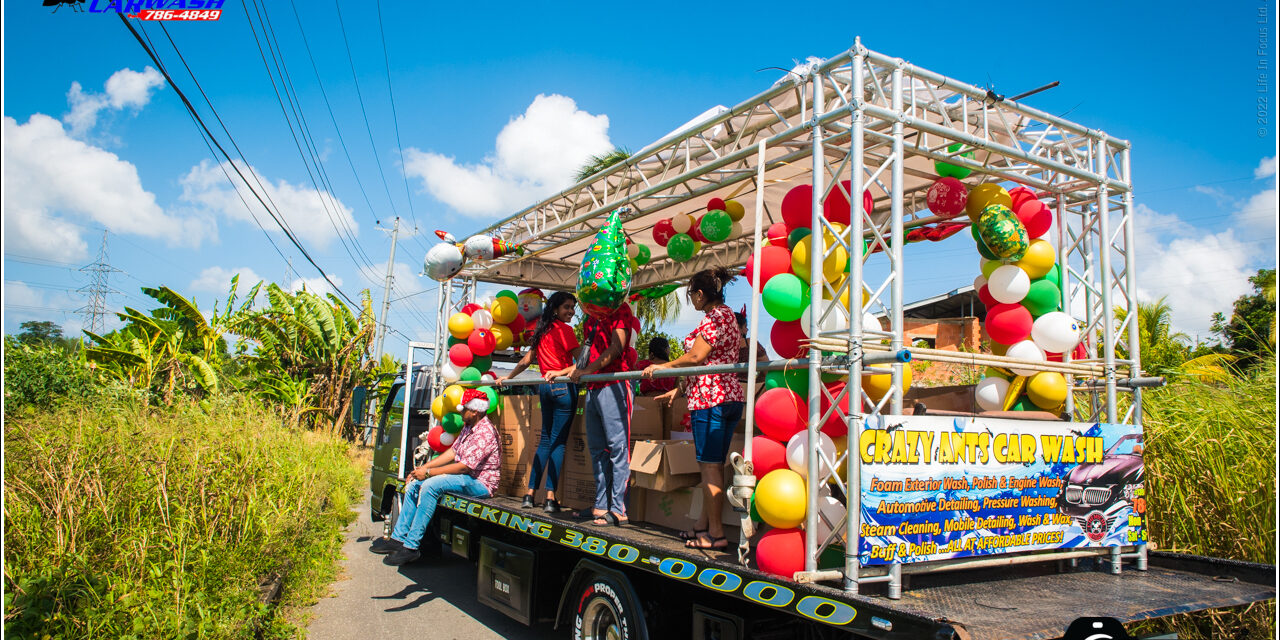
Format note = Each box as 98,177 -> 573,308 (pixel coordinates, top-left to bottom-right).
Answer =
1027,371 -> 1068,410
1016,239 -> 1056,279
861,365 -> 913,403
966,183 -> 1012,222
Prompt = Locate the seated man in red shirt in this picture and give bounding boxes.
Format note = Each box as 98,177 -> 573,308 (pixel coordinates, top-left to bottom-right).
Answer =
373,388 -> 501,565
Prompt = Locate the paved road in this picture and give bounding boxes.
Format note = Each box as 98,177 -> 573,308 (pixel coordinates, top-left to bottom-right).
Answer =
305,497 -> 562,640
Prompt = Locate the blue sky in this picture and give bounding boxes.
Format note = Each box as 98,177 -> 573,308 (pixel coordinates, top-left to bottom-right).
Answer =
3,1 -> 1276,355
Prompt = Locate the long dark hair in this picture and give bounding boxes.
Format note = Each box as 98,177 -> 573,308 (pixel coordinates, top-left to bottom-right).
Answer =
528,291 -> 576,350
687,267 -> 735,306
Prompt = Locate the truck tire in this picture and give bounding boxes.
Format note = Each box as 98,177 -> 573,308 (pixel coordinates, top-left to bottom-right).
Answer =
571,573 -> 645,640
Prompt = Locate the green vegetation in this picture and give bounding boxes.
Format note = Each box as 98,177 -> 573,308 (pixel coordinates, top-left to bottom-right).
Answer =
1129,359 -> 1276,639
3,398 -> 362,639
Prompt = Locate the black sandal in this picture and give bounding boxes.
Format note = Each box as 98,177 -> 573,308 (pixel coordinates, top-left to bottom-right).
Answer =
591,512 -> 629,527
685,533 -> 728,550
677,528 -> 708,541
575,508 -> 604,520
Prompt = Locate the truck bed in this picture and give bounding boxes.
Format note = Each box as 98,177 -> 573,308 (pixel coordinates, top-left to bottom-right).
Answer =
441,493 -> 1275,640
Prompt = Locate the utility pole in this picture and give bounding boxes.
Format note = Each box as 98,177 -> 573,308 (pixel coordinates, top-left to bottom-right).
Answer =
77,231 -> 122,334
373,217 -> 400,361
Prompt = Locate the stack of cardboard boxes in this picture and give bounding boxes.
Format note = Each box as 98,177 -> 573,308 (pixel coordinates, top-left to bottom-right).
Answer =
492,393 -> 745,540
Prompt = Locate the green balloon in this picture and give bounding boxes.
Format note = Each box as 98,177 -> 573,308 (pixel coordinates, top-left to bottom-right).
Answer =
1021,279 -> 1062,316
480,386 -> 499,415
1044,263 -> 1062,290
700,210 -> 733,243
447,335 -> 466,347
762,274 -> 810,322
442,412 -> 464,434
983,367 -> 1010,381
460,366 -> 482,382
634,243 -> 651,265
749,494 -> 763,524
935,142 -> 974,179
819,544 -> 845,570
1010,396 -> 1037,412
787,227 -> 812,251
980,258 -> 1002,279
972,222 -> 998,260
470,355 -> 493,373
667,233 -> 696,262
764,368 -> 808,395
496,290 -> 518,301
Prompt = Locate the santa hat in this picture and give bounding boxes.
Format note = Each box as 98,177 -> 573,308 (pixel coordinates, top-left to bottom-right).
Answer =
518,287 -> 545,300
462,388 -> 490,413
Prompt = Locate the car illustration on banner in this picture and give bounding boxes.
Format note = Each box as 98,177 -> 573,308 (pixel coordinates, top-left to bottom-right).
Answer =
1057,433 -> 1144,542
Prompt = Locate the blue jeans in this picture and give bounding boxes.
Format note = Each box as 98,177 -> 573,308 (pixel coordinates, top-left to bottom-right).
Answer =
529,382 -> 579,492
691,401 -> 745,463
584,382 -> 632,515
392,474 -> 489,550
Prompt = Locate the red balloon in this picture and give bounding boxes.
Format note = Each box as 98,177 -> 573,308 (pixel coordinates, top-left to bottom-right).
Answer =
985,303 -> 1034,345
468,328 -> 497,356
745,245 -> 794,291
1016,199 -> 1053,239
755,388 -> 806,442
766,222 -> 789,247
977,284 -> 998,309
427,425 -> 448,452
653,219 -> 676,247
926,177 -> 968,218
707,197 -> 726,211
507,313 -> 526,333
781,184 -> 814,231
819,381 -> 851,438
1073,343 -> 1088,360
822,180 -> 852,225
461,303 -> 481,315
448,343 -> 473,368
752,436 -> 789,476
770,319 -> 808,359
688,215 -> 707,242
756,528 -> 806,579
864,189 -> 874,217
1008,186 -> 1036,209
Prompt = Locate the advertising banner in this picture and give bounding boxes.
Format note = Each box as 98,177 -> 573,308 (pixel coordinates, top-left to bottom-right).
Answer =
857,416 -> 1146,565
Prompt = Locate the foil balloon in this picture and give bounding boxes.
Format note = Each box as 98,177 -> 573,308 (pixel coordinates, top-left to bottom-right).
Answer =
517,288 -> 545,322
462,234 -> 524,261
576,211 -> 633,318
424,242 -> 465,281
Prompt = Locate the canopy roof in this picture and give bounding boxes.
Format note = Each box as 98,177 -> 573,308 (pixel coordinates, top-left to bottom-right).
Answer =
453,43 -> 1130,292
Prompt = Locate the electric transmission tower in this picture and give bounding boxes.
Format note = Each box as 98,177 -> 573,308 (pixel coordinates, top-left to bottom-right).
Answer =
77,231 -> 122,333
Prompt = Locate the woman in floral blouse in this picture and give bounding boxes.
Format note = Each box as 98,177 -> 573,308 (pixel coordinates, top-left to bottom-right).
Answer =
642,267 -> 744,550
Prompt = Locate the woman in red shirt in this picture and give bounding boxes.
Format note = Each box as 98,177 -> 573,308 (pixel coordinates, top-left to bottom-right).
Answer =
635,337 -> 677,396
642,267 -> 744,549
496,291 -> 581,513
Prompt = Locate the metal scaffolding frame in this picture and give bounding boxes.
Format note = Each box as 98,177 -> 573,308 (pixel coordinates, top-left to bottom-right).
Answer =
441,38 -> 1144,597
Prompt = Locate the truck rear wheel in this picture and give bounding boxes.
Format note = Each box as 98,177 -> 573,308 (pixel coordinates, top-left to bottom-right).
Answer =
382,492 -> 401,538
572,574 -> 644,640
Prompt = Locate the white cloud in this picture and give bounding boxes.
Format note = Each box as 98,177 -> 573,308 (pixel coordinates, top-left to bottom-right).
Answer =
64,66 -> 164,137
1255,156 -> 1277,179
289,275 -> 344,297
1133,203 -> 1262,338
2,114 -> 214,262
3,281 -> 86,335
404,94 -> 613,218
180,159 -> 359,250
189,266 -> 264,293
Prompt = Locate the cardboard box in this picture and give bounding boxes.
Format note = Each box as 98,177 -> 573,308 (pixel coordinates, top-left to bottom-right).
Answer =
631,440 -> 700,491
664,397 -> 690,438
643,487 -> 740,540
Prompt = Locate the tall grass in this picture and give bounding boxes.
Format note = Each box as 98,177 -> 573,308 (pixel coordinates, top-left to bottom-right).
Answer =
1130,359 -> 1277,639
3,395 -> 363,638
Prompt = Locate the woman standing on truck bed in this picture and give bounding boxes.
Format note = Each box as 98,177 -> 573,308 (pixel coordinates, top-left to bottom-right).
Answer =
496,291 -> 581,514
642,267 -> 744,550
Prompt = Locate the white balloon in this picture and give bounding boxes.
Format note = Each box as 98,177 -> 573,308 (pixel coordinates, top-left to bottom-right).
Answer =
440,360 -> 462,383
973,274 -> 988,291
1005,340 -> 1045,376
974,376 -> 1010,412
862,311 -> 882,334
1032,312 -> 1082,354
729,221 -> 743,239
480,373 -> 496,384
463,235 -> 497,260
627,243 -> 640,259
811,486 -> 848,544
424,244 -> 465,281
670,214 -> 692,234
439,431 -> 456,446
785,431 -> 838,482
987,265 -> 1031,304
470,308 -> 494,330
801,300 -> 850,338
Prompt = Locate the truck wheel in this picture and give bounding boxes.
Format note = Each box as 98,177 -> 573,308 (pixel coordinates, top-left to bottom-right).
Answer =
572,574 -> 644,640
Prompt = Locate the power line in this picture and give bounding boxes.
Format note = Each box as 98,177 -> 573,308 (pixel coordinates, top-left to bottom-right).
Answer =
374,0 -> 418,228
120,14 -> 356,307
77,231 -> 123,333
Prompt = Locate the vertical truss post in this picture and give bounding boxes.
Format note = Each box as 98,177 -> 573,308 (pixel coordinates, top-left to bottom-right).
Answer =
1119,145 -> 1147,570
889,64 -> 906,415
1094,141 -> 1118,423
843,40 -> 867,594
803,70 -> 827,575
1056,195 -> 1075,418
738,139 -> 768,567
